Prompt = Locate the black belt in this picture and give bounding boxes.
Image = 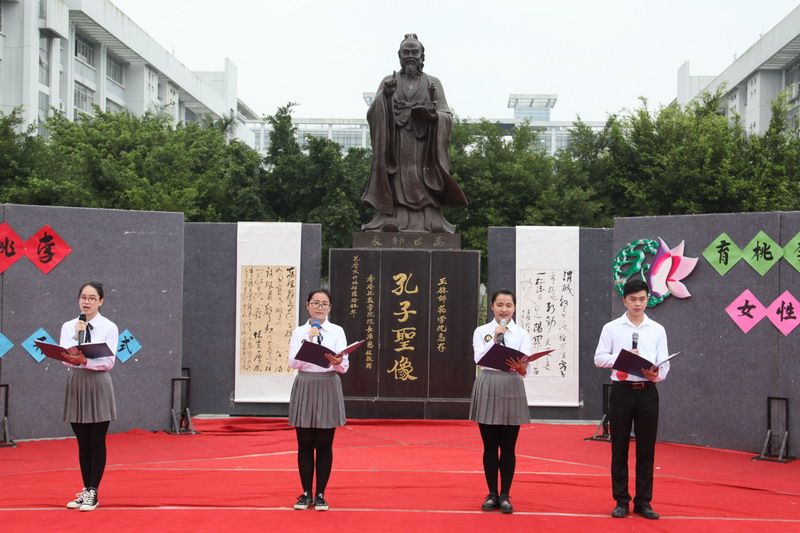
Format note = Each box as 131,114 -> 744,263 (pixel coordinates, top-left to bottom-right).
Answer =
613,381 -> 654,390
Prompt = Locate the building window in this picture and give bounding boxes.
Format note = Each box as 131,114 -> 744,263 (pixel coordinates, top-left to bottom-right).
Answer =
106,55 -> 124,86
106,99 -> 124,113
74,82 -> 94,118
75,35 -> 95,67
39,34 -> 51,86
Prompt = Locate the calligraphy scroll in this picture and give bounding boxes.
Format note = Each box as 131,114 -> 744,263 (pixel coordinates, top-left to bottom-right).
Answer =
239,265 -> 296,374
516,226 -> 580,407
517,269 -> 576,379
234,222 -> 302,403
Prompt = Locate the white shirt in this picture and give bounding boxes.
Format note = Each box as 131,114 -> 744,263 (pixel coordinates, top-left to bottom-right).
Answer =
473,319 -> 533,376
59,312 -> 118,372
288,319 -> 349,373
594,312 -> 670,382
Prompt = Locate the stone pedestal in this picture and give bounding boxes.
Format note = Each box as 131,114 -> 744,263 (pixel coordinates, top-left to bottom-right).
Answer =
330,248 -> 480,418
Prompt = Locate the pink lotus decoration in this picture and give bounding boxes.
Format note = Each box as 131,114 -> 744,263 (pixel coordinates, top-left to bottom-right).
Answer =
646,238 -> 698,298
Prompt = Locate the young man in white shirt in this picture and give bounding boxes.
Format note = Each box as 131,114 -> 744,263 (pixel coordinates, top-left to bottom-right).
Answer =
594,278 -> 670,520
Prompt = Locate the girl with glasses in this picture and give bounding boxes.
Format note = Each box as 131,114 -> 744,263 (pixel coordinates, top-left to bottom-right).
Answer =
59,281 -> 119,512
287,289 -> 349,511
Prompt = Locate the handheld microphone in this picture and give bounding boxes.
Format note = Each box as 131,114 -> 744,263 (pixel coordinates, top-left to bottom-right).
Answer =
496,318 -> 508,345
632,332 -> 639,350
78,313 -> 87,345
311,320 -> 323,345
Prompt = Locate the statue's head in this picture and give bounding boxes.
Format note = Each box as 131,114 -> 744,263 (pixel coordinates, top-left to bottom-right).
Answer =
398,33 -> 425,74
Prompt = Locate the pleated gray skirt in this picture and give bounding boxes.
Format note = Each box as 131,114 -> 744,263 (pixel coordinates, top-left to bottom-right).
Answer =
63,368 -> 117,424
288,371 -> 346,429
469,368 -> 530,426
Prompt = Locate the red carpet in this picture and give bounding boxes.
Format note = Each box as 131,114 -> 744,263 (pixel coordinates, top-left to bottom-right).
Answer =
1,418 -> 798,532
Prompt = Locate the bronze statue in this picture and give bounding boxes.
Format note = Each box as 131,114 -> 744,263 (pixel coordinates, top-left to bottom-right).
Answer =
362,34 -> 468,233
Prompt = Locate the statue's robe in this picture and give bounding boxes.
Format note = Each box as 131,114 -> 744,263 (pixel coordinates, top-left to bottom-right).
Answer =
362,72 -> 467,232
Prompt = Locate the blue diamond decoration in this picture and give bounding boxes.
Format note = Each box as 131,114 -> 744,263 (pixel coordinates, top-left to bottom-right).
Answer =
116,329 -> 141,363
22,328 -> 57,363
0,332 -> 13,358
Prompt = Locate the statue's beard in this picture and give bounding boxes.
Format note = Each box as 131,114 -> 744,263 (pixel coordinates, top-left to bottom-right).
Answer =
401,61 -> 423,75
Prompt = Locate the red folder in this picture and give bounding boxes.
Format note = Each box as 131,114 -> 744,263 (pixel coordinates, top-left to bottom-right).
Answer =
295,339 -> 365,368
34,340 -> 114,362
612,349 -> 680,378
477,344 -> 554,371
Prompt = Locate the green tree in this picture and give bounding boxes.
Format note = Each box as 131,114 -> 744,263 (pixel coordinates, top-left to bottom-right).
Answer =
5,108 -> 271,221
262,104 -> 371,275
0,109 -> 52,204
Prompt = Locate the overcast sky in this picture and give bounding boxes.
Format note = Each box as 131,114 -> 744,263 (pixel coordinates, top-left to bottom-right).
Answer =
109,0 -> 800,121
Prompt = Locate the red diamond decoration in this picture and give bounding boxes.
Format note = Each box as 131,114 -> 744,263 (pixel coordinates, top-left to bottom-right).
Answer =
24,224 -> 72,274
0,222 -> 26,274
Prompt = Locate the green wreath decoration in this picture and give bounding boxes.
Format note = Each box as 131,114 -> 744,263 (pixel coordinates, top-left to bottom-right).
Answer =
612,238 -> 667,307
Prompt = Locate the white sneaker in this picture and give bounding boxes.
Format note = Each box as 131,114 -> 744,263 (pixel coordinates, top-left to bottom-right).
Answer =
66,488 -> 87,509
78,488 -> 98,511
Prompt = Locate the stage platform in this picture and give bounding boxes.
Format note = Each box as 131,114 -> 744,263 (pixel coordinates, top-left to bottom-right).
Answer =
0,418 -> 798,532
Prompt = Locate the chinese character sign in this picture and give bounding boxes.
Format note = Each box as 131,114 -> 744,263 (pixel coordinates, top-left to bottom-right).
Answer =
387,271 -> 420,381
434,277 -> 448,353
725,289 -> 767,334
702,232 -> 742,276
24,224 -> 72,274
239,265 -> 296,374
0,222 -> 25,274
765,291 -> 800,336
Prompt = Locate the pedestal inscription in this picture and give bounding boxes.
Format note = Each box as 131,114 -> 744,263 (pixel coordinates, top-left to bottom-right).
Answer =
330,248 -> 480,418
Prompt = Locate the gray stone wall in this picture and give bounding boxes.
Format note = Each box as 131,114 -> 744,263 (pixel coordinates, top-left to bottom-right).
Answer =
0,204 -> 184,439
614,212 -> 799,453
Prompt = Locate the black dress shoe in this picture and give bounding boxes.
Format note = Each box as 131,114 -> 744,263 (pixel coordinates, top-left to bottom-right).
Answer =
498,494 -> 513,514
481,493 -> 499,511
633,505 -> 660,519
611,504 -> 629,518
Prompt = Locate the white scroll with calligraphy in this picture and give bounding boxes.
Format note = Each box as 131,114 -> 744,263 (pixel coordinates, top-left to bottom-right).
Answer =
234,222 -> 302,403
516,226 -> 580,406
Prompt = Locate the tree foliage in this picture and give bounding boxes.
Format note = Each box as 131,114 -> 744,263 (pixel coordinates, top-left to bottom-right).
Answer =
2,92 -> 800,281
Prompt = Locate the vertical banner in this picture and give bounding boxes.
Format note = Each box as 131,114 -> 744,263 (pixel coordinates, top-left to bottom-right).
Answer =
516,226 -> 580,406
234,222 -> 302,402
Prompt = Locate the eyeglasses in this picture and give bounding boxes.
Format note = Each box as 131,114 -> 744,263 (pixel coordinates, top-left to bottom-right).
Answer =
79,295 -> 99,302
308,301 -> 331,309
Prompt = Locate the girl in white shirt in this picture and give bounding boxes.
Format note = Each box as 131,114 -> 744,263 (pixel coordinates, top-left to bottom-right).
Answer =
287,289 -> 349,511
60,281 -> 119,512
469,289 -> 532,514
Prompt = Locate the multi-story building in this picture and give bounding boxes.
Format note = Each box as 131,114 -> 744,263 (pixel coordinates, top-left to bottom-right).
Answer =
678,4 -> 800,134
0,0 -> 257,141
247,92 -> 604,157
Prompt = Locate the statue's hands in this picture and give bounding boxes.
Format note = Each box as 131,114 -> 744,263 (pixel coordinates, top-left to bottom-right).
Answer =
384,71 -> 397,95
424,101 -> 437,117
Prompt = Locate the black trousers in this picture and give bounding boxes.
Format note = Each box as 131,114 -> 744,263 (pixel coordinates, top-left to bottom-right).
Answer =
608,382 -> 659,507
